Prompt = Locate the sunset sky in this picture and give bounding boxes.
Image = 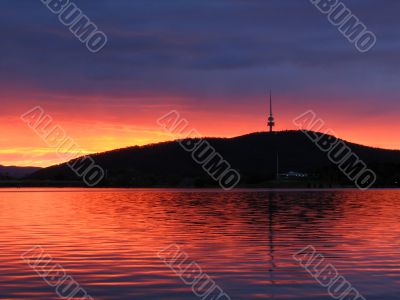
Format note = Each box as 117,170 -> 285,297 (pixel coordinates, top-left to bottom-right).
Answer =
1,0 -> 400,167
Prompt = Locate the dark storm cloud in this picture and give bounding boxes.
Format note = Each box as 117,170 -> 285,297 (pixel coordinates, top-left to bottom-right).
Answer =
1,0 -> 400,105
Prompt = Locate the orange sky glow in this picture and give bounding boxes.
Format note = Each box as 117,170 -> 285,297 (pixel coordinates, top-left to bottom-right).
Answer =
1,92 -> 399,168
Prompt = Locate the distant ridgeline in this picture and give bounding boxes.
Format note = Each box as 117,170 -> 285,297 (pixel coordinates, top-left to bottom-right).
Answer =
0,166 -> 41,180
20,131 -> 400,188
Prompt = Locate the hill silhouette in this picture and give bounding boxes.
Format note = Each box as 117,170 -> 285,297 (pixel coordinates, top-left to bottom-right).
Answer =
0,165 -> 41,179
25,131 -> 400,188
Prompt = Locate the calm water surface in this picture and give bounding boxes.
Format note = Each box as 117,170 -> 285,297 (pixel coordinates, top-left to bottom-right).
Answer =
0,188 -> 400,299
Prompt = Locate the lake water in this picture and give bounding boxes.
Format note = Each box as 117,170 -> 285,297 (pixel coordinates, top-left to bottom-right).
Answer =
0,188 -> 399,299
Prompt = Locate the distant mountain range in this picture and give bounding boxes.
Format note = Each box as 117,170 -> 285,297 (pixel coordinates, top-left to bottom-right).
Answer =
24,131 -> 400,188
0,165 -> 42,179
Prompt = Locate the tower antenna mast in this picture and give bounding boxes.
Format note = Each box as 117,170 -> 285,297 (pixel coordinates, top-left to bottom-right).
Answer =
268,90 -> 275,133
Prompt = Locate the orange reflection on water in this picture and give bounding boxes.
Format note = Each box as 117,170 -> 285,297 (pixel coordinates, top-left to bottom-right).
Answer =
0,189 -> 400,299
